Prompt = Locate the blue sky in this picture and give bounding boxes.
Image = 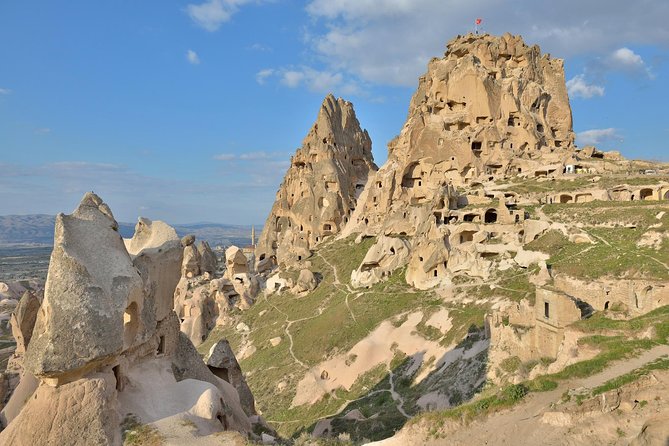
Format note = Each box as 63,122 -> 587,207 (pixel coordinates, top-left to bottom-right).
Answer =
1,0 -> 668,224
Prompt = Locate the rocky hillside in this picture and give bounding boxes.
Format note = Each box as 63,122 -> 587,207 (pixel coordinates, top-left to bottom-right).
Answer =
198,33 -> 669,445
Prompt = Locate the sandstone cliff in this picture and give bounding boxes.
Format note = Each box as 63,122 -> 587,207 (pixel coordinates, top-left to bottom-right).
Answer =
255,94 -> 377,268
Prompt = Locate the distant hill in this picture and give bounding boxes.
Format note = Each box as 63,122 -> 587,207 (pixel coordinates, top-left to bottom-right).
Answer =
0,214 -> 258,248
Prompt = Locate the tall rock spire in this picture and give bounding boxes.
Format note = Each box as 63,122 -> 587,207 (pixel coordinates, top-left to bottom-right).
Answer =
255,95 -> 377,268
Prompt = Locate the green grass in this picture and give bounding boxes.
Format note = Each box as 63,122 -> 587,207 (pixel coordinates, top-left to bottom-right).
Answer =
121,414 -> 164,446
592,356 -> 669,396
526,204 -> 669,280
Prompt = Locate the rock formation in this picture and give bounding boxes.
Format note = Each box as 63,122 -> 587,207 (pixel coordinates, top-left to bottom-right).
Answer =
205,340 -> 256,417
256,94 -> 377,267
0,193 -> 257,445
174,243 -> 259,347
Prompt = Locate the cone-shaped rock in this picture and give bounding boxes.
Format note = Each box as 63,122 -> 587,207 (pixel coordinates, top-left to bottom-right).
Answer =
256,94 -> 377,267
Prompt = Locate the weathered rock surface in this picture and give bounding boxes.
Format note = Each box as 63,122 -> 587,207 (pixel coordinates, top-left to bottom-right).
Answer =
256,94 -> 377,267
205,340 -> 256,417
198,240 -> 218,275
351,236 -> 410,288
292,269 -> 318,294
0,376 -> 120,446
25,192 -> 145,379
0,193 -> 258,444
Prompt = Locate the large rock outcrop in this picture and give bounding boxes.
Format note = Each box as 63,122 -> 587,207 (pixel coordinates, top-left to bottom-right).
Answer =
349,33 -> 576,237
0,193 -> 257,445
256,94 -> 377,267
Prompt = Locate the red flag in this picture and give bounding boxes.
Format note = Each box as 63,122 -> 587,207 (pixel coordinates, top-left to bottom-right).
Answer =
475,18 -> 482,25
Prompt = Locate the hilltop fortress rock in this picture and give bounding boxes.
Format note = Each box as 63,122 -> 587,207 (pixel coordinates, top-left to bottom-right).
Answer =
347,33 -> 576,237
256,94 -> 377,267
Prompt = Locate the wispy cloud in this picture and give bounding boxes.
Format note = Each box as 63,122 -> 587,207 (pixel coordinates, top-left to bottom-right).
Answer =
576,128 -> 621,146
34,128 -> 52,134
302,0 -> 669,87
566,74 -> 604,99
186,49 -> 201,65
257,66 -> 361,95
607,47 -> 654,78
0,88 -> 11,95
255,68 -> 274,85
186,0 -> 254,31
248,43 -> 272,52
213,153 -> 236,161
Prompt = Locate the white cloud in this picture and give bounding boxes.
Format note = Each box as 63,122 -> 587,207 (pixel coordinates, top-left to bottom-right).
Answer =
281,70 -> 306,88
303,0 -> 669,87
607,47 -> 653,78
0,88 -> 11,95
249,43 -> 272,52
35,128 -> 52,134
566,74 -> 604,99
576,128 -> 621,146
186,49 -> 201,65
213,153 -> 236,161
186,0 -> 253,31
239,151 -> 271,160
260,66 -> 361,95
255,68 -> 274,85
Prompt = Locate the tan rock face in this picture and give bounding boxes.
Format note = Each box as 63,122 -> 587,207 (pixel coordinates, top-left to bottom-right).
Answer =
25,193 -> 145,379
256,94 -> 377,267
351,33 -> 575,237
0,376 -> 120,446
351,236 -> 410,288
205,340 -> 256,417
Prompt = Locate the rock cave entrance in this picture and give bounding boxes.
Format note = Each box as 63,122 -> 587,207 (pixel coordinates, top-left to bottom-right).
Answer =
208,365 -> 230,383
157,335 -> 165,355
640,189 -> 653,200
484,209 -> 497,224
123,302 -> 139,348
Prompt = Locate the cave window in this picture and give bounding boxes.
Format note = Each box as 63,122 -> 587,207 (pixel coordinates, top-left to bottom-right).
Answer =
208,365 -> 230,383
471,141 -> 482,153
418,181 -> 422,186
544,302 -> 550,319
419,256 -> 424,262
604,301 -> 610,310
113,365 -> 122,391
123,302 -> 139,348
537,124 -> 544,133
517,167 -> 522,173
157,335 -> 165,355
484,209 -> 497,224
434,269 -> 438,277
515,214 -> 520,223
259,254 -> 266,261
297,255 -> 302,261
390,247 -> 395,255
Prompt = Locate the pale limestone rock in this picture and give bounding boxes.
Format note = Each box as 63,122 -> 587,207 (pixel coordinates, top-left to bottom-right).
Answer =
182,244 -> 201,278
225,246 -> 249,279
256,94 -> 377,267
205,340 -> 256,417
514,249 -> 550,268
0,376 -> 120,446
198,240 -> 218,275
351,236 -> 410,288
25,193 -> 145,379
292,269 -> 318,294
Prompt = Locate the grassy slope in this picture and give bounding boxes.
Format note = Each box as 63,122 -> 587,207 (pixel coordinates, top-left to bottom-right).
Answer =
202,196 -> 669,442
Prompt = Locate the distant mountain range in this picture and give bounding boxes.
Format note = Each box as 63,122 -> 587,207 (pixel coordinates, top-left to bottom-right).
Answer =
0,214 -> 259,248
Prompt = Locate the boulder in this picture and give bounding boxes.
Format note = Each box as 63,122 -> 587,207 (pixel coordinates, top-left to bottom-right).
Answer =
225,246 -> 249,279
292,269 -> 318,294
198,240 -> 218,274
205,340 -> 256,417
